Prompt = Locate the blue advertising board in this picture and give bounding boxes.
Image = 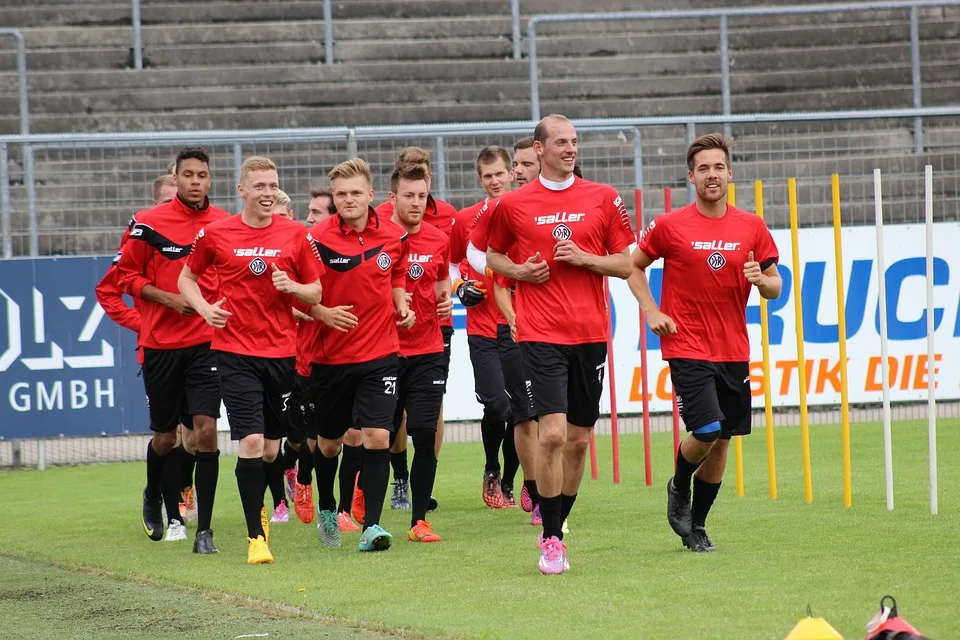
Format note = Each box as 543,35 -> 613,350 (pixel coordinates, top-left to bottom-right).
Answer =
0,257 -> 146,438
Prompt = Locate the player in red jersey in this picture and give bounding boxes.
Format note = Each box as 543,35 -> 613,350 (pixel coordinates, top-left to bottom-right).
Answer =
179,156 -> 324,564
304,158 -> 413,553
512,136 -> 540,186
486,114 -> 634,574
307,187 -> 336,225
117,147 -> 230,553
630,133 -> 781,552
386,163 -> 452,542
451,146 -> 529,510
377,147 -> 455,512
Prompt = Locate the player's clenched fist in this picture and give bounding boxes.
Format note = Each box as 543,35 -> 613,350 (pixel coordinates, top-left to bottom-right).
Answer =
271,262 -> 297,293
646,309 -> 677,336
454,279 -> 486,307
317,304 -> 359,333
743,251 -> 763,285
515,252 -> 550,284
437,289 -> 453,319
396,305 -> 416,330
201,297 -> 232,329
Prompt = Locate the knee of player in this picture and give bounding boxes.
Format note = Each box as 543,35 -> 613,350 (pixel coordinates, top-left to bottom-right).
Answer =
318,438 -> 342,458
485,394 -> 511,423
411,430 -> 437,457
343,428 -> 362,447
692,421 -> 722,443
361,427 -> 391,450
152,431 -> 177,455
539,426 -> 566,451
565,428 -> 592,453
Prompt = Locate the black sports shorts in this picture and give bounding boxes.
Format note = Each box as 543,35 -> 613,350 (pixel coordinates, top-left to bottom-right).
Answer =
440,325 -> 454,388
518,341 -> 606,428
142,342 -> 220,433
497,324 -> 536,425
668,359 -> 751,438
467,334 -> 511,422
216,352 -> 294,441
306,354 -> 399,441
394,352 -> 447,433
285,374 -> 312,444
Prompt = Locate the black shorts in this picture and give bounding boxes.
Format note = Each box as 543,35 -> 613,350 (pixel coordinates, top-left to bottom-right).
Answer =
394,353 -> 446,433
306,354 -> 399,441
497,324 -> 536,425
467,334 -> 511,423
142,342 -> 221,434
285,375 -> 312,444
668,359 -> 751,438
216,352 -> 294,441
440,325 -> 454,388
519,341 -> 606,428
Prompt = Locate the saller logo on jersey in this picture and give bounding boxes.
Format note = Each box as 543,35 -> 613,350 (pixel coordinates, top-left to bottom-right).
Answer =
249,257 -> 268,275
376,252 -> 392,270
692,240 -> 741,251
234,247 -> 281,258
408,263 -> 424,280
536,212 -> 584,225
553,224 -> 572,241
707,251 -> 726,271
408,253 -> 433,263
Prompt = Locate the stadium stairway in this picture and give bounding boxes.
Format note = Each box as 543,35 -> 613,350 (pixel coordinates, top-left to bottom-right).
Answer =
0,0 -> 958,255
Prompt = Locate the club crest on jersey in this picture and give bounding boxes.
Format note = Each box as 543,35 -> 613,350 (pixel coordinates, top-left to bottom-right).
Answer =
376,252 -> 392,270
553,224 -> 572,241
249,257 -> 269,275
707,251 -> 726,271
408,263 -> 424,280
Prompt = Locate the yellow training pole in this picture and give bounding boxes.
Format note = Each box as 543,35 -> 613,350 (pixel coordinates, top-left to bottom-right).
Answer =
729,183 -> 745,497
756,180 -> 777,500
832,174 -> 852,508
789,178 -> 813,503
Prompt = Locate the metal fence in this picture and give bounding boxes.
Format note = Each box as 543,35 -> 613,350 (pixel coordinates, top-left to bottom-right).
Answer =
1,106 -> 959,257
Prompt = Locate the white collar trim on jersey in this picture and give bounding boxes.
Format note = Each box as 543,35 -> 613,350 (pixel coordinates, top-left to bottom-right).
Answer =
538,174 -> 575,191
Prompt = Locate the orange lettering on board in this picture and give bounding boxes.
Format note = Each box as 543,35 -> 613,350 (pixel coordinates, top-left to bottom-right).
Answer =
912,354 -> 942,390
865,356 -> 899,391
815,359 -> 843,394
900,354 -> 914,390
748,361 -> 765,398
776,360 -> 798,395
656,366 -> 673,400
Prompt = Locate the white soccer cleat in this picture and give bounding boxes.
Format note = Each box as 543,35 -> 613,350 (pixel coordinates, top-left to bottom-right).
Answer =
164,520 -> 188,542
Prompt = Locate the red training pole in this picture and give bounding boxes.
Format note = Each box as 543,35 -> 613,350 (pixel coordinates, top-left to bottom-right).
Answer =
604,277 -> 621,484
664,187 -> 681,465
589,431 -> 599,480
635,188 -> 653,487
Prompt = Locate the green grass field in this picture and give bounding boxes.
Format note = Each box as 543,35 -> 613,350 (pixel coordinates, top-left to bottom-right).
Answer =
1,420 -> 956,639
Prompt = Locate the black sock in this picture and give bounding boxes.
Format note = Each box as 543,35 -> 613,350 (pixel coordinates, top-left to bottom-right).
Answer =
523,479 -> 540,507
391,450 -> 409,482
560,493 -> 577,523
539,494 -> 563,540
314,447 -> 339,513
360,447 -> 390,529
480,413 -> 505,474
674,447 -> 702,496
161,446 -> 183,525
691,476 -> 722,528
180,445 -> 196,491
283,440 -> 298,472
194,450 -> 219,531
297,443 -> 314,486
410,432 -> 437,527
235,457 -> 265,539
145,441 -> 165,500
338,444 -> 362,513
501,424 -> 519,486
264,456 -> 285,509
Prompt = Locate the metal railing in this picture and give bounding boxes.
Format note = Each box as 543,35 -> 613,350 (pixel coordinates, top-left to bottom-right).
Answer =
527,0 -> 960,148
1,106 -> 959,258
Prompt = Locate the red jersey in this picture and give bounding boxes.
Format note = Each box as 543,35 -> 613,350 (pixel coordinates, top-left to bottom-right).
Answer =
307,209 -> 409,366
453,199 -> 502,338
638,203 -> 779,362
398,223 -> 449,356
117,196 -> 230,350
487,176 -> 634,345
96,225 -> 141,335
186,215 -> 325,358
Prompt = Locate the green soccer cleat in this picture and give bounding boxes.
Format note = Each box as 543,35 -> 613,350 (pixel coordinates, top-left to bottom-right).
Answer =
358,524 -> 393,552
317,509 -> 342,548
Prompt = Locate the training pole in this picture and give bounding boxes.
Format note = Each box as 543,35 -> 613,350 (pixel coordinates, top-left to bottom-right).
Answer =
635,188 -> 653,486
756,180 -> 777,500
832,174 -> 853,509
664,187 -> 681,462
924,165 -> 938,515
789,178 -> 813,504
874,169 -> 894,511
605,277 -> 621,484
729,182 -> 745,497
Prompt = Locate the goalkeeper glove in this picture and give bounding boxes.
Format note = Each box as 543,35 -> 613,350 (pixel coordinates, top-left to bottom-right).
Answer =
454,279 -> 486,307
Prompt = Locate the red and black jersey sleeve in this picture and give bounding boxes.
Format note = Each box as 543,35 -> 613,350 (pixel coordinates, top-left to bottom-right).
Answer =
185,227 -> 216,277
603,188 -> 635,254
